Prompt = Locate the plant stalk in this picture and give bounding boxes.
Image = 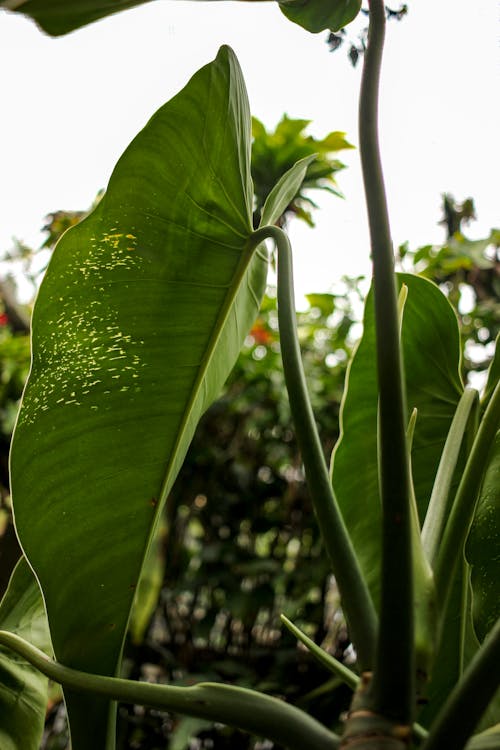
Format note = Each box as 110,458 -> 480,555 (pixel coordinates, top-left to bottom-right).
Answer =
0,630 -> 338,750
251,225 -> 378,671
359,0 -> 414,723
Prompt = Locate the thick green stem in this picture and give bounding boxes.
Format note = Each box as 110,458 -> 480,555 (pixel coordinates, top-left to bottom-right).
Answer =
0,630 -> 338,750
422,617 -> 500,750
359,0 -> 414,723
434,379 -> 500,608
251,225 -> 377,671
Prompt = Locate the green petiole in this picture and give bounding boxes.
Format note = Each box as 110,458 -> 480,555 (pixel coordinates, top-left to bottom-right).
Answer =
0,630 -> 338,750
250,224 -> 378,671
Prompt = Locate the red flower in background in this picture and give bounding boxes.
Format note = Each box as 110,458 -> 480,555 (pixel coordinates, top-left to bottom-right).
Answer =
0,313 -> 9,326
250,321 -> 272,346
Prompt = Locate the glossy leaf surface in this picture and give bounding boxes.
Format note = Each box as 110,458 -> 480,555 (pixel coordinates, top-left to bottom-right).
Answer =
0,557 -> 52,750
10,46 -> 267,748
331,274 -> 463,605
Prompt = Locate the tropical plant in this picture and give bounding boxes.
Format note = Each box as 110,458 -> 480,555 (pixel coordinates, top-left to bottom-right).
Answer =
1,202 -> 494,749
0,3 -> 498,750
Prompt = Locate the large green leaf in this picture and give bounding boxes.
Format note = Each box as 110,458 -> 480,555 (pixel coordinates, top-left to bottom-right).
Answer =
10,46 -> 267,748
0,557 -> 52,750
331,274 -> 463,606
0,0 -> 359,36
466,429 -> 500,642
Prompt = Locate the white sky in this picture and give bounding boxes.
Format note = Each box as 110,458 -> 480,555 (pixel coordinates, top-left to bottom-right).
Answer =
0,0 -> 498,303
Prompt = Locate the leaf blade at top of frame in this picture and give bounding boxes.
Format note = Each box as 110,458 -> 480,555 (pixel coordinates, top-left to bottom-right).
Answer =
10,45 -> 266,749
0,557 -> 52,750
0,0 -> 156,35
278,0 -> 362,32
1,0 -> 360,35
1,0 -> 267,36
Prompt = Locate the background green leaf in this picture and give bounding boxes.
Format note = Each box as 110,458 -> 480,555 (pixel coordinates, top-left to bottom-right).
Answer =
0,557 -> 52,750
331,274 -> 463,605
169,717 -> 215,750
10,45 -> 267,748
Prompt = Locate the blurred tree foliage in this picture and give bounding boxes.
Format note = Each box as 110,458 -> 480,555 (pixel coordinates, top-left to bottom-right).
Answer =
398,194 -> 500,382
0,140 -> 497,750
251,115 -> 353,228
